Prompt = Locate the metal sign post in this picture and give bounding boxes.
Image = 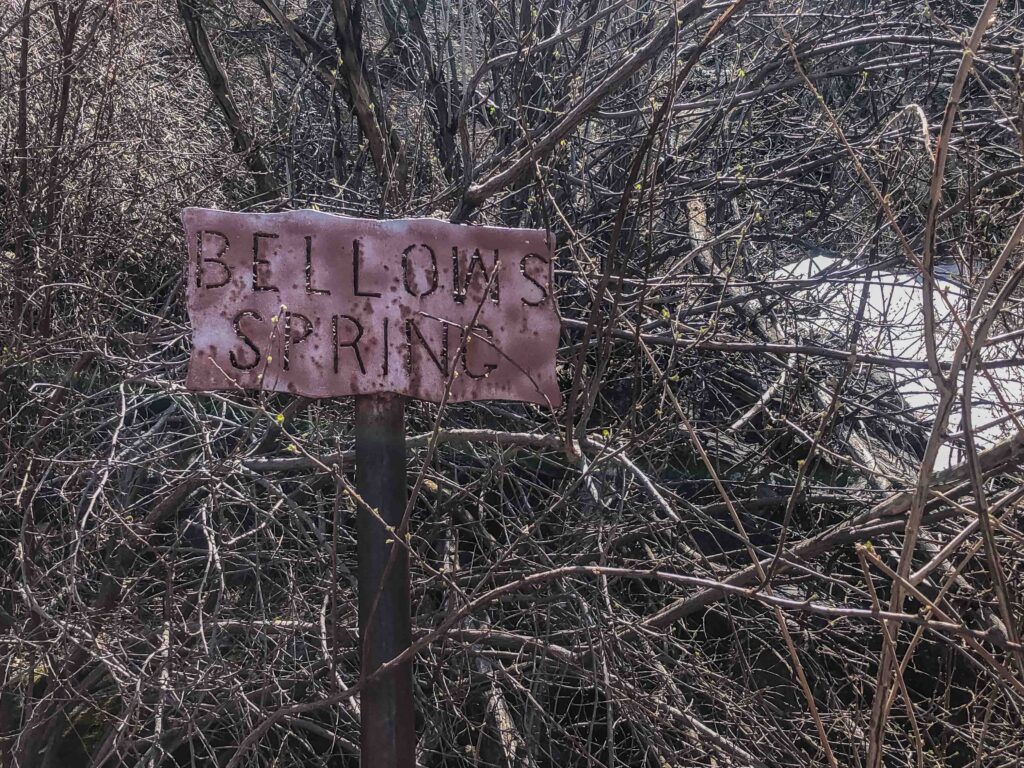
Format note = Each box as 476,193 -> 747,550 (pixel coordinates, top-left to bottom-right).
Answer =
355,394 -> 414,768
181,207 -> 560,764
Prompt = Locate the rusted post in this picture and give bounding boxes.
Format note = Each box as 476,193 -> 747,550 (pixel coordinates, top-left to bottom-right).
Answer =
354,394 -> 414,768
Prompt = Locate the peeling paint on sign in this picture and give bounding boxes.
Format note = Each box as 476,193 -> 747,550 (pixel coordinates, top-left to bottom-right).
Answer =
182,208 -> 561,407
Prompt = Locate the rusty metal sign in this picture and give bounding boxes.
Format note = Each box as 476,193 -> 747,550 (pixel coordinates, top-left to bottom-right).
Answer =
182,208 -> 561,406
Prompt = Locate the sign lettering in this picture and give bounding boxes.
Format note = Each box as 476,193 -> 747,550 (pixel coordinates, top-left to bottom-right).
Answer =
183,208 -> 561,406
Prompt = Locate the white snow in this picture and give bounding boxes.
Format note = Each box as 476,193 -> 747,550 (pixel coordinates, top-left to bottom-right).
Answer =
772,256 -> 1024,470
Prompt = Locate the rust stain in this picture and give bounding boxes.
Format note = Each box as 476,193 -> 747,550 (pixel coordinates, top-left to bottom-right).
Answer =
182,207 -> 561,407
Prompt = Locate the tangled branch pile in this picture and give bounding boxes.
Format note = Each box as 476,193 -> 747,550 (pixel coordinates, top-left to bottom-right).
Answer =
3,0 -> 1024,766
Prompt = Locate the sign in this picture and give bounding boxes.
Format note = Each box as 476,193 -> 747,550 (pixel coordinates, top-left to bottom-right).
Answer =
182,208 -> 561,406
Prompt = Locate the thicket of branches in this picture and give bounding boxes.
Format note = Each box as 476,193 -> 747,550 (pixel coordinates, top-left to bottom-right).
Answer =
3,0 -> 1024,766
